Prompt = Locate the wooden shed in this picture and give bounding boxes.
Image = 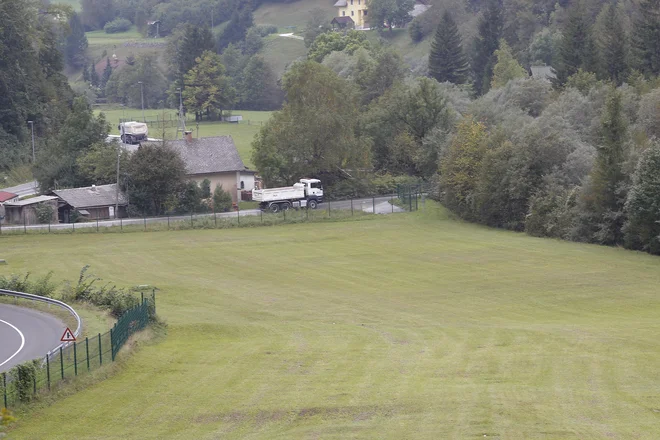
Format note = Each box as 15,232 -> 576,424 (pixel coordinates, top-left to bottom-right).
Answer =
2,196 -> 59,225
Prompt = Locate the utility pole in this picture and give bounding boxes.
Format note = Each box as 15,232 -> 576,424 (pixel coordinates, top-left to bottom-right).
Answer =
27,121 -> 35,163
138,81 -> 145,122
176,87 -> 186,140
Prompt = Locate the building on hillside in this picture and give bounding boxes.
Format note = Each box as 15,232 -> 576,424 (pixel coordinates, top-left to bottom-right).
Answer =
141,133 -> 256,204
51,183 -> 128,222
2,195 -> 59,225
331,16 -> 355,30
0,191 -> 19,224
530,65 -> 556,82
333,0 -> 429,29
334,0 -> 368,29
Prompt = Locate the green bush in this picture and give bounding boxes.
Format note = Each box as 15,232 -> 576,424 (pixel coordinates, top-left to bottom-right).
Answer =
255,24 -> 278,37
34,202 -> 54,224
104,18 -> 132,34
13,361 -> 38,402
213,184 -> 233,212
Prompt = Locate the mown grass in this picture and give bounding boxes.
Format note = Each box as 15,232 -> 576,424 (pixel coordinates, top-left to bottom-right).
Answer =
4,203 -> 660,439
262,35 -> 308,78
95,108 -> 272,168
254,0 -> 336,31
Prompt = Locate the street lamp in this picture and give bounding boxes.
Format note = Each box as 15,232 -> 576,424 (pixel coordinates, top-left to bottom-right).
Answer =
138,81 -> 145,123
27,121 -> 35,163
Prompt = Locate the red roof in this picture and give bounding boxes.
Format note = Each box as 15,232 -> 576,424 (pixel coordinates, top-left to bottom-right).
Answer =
0,191 -> 18,202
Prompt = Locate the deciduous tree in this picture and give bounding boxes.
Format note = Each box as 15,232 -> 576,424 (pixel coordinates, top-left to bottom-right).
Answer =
490,39 -> 527,89
183,51 -> 236,120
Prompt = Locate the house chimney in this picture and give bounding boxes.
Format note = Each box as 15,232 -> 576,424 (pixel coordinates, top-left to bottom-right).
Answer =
184,130 -> 193,143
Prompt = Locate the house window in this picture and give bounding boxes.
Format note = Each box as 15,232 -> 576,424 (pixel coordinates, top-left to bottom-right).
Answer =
358,0 -> 360,4
342,10 -> 345,15
240,181 -> 245,190
350,0 -> 353,4
351,10 -> 354,15
364,10 -> 367,15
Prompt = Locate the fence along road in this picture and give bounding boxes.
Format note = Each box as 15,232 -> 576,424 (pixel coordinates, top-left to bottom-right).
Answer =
0,196 -> 405,233
0,304 -> 66,372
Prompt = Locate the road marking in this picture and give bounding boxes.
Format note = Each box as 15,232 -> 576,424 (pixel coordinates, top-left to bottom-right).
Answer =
0,318 -> 26,368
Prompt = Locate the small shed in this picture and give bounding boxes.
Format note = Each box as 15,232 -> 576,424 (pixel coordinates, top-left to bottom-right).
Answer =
331,16 -> 355,29
51,183 -> 128,222
3,196 -> 59,225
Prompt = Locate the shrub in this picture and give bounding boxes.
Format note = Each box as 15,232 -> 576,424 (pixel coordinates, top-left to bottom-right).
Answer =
104,18 -> 132,34
408,19 -> 424,42
35,202 -> 54,224
255,24 -> 278,37
213,185 -> 233,212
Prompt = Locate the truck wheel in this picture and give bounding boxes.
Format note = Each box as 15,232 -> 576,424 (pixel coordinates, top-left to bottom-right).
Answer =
269,203 -> 280,213
280,202 -> 290,211
307,199 -> 318,210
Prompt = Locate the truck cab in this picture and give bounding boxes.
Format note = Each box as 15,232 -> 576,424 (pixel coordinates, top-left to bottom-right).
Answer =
299,178 -> 323,204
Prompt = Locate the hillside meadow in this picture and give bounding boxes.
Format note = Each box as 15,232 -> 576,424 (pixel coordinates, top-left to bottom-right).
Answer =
3,203 -> 660,439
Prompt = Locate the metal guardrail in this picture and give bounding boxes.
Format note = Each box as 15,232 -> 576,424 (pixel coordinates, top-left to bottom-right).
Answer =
0,289 -> 82,356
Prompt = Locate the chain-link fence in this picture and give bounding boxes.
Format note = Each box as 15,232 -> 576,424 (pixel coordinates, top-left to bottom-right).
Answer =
1,292 -> 155,409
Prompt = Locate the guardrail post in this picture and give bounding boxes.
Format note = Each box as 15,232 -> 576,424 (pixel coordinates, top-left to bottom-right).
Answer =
46,355 -> 51,390
60,346 -> 64,379
98,333 -> 102,365
86,337 -> 90,371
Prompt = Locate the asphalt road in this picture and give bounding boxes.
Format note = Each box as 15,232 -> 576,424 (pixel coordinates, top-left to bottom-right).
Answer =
0,181 -> 38,197
0,196 -> 405,232
0,304 -> 66,372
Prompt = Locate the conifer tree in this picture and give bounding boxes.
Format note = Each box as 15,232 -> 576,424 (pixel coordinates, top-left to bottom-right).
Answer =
82,61 -> 90,82
101,57 -> 113,88
554,4 -> 597,87
428,11 -> 470,85
598,3 -> 628,85
472,0 -> 504,95
632,0 -> 660,76
490,40 -> 527,88
90,64 -> 100,87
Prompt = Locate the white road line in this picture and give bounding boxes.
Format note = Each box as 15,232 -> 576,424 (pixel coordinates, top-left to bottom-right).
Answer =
0,318 -> 26,368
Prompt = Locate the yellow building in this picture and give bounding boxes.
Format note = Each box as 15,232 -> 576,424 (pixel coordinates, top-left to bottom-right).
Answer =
333,0 -> 369,29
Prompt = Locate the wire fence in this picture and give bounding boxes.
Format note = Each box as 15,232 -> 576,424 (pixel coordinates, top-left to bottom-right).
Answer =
117,115 -> 266,128
1,292 -> 155,409
0,195 -> 420,235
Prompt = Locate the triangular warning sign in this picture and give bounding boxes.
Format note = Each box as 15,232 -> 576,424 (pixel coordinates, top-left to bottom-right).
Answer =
61,327 -> 76,342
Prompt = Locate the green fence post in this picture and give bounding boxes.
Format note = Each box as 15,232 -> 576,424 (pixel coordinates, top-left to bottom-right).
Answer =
48,219 -> 51,233
141,291 -> 144,304
237,205 -> 240,225
46,355 -> 51,390
110,328 -> 115,361
60,346 -> 64,379
167,214 -> 170,230
73,342 -> 78,376
120,217 -> 123,231
214,208 -> 217,227
98,333 -> 103,365
144,214 -> 146,231
392,194 -> 394,213
327,200 -> 330,217
72,221 -> 75,232
152,289 -> 156,315
372,196 -> 375,215
96,217 -> 99,232
86,337 -> 90,371
2,372 -> 6,408
24,215 -> 26,234
409,191 -> 412,211
190,211 -> 193,228
351,198 -> 353,216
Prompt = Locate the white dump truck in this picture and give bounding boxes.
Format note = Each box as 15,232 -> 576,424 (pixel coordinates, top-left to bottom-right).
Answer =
252,178 -> 324,212
118,121 -> 148,144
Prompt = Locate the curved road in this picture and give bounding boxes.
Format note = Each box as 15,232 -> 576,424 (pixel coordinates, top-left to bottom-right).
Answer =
0,304 -> 66,372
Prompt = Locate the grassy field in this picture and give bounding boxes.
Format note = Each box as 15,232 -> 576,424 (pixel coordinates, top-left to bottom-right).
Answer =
254,0 -> 336,31
263,35 -> 308,78
4,203 -> 660,439
95,108 -> 273,168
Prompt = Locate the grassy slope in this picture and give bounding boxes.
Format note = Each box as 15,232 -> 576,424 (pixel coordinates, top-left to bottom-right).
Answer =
95,108 -> 272,168
5,204 -> 660,439
262,35 -> 307,78
254,0 -> 336,32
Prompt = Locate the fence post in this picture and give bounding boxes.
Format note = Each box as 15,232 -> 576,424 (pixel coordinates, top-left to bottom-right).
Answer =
24,215 -> 26,234
415,192 -> 418,211
261,209 -> 263,223
2,372 -> 6,409
283,208 -> 286,221
327,200 -> 330,217
409,191 -> 412,211
120,217 -> 123,231
167,214 -> 170,230
86,337 -> 90,371
33,371 -> 36,396
237,204 -> 240,225
190,211 -> 193,228
96,217 -> 99,232
46,355 -> 51,390
98,333 -> 102,365
392,194 -> 394,213
60,346 -> 64,379
214,208 -> 217,227
372,197 -> 375,215
73,342 -> 78,376
48,219 -> 51,233
110,328 -> 115,361
0,220 -> 2,235
152,289 -> 156,315
144,214 -> 146,231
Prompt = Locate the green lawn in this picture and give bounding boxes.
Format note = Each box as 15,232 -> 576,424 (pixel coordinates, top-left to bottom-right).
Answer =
263,35 -> 308,78
96,108 -> 273,168
4,204 -> 660,439
254,0 -> 336,30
